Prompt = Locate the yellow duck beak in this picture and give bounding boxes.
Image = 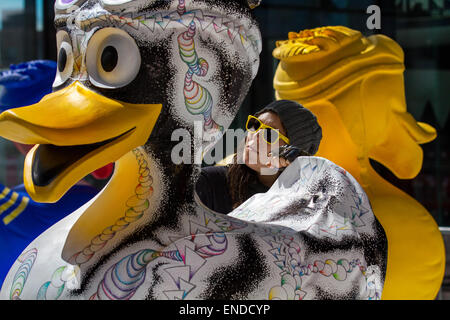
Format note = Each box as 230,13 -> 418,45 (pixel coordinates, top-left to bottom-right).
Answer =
0,81 -> 162,203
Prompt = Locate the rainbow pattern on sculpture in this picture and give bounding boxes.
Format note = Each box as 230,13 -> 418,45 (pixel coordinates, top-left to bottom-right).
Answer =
7,148 -> 152,300
29,148 -> 154,300
177,0 -> 186,16
90,249 -> 183,300
9,248 -> 37,300
178,21 -> 223,133
69,148 -> 153,265
90,210 -> 245,300
264,233 -> 381,300
36,266 -> 78,300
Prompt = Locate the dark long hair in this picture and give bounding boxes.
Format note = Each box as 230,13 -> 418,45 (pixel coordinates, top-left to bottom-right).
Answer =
226,110 -> 312,209
227,149 -> 311,209
226,109 -> 267,209
227,153 -> 259,209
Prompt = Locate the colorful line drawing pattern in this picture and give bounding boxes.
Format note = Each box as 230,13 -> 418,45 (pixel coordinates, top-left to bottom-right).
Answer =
90,249 -> 183,300
37,267 -> 67,300
305,165 -> 371,237
31,148 -> 153,300
232,157 -> 372,239
90,211 -> 248,300
177,0 -> 186,16
72,3 -> 261,60
228,158 -> 383,299
71,30 -> 90,81
69,148 -> 153,265
37,265 -> 81,300
178,21 -> 223,134
9,248 -> 37,300
262,231 -> 381,300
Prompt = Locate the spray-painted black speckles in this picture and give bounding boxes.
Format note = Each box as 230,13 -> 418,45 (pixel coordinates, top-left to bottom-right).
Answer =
315,283 -> 359,300
145,262 -> 168,300
302,233 -> 365,260
198,37 -> 253,118
360,220 -> 388,282
193,0 -> 254,16
140,0 -> 173,12
199,234 -> 270,299
267,198 -> 312,222
267,174 -> 341,223
69,252 -> 116,297
310,174 -> 340,195
80,0 -> 100,11
69,242 -> 149,297
69,185 -> 195,297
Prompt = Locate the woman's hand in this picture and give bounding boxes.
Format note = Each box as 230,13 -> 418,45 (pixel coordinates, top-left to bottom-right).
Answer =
265,145 -> 302,169
265,156 -> 290,169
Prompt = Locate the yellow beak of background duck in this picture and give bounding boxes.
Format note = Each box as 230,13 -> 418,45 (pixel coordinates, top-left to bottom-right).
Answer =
0,81 -> 162,203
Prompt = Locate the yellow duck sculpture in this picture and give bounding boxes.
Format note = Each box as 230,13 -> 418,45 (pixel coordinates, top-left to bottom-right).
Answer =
0,1 -> 390,300
273,26 -> 446,300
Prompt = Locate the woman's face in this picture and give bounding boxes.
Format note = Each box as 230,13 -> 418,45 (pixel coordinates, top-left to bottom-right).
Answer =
243,111 -> 288,174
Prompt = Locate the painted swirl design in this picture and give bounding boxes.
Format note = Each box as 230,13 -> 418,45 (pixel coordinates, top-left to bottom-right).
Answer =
91,225 -> 234,300
9,248 -> 38,300
90,249 -> 183,300
178,21 -> 222,132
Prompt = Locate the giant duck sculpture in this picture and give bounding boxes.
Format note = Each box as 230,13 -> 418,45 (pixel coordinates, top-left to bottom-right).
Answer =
273,26 -> 445,300
0,60 -> 110,286
0,2 -> 387,300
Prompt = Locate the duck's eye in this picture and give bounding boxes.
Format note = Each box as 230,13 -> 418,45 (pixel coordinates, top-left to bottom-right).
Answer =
58,48 -> 67,73
86,27 -> 141,89
53,31 -> 74,87
101,46 -> 118,72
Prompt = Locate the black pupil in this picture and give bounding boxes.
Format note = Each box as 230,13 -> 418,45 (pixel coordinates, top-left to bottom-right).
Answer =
101,46 -> 118,72
58,48 -> 67,73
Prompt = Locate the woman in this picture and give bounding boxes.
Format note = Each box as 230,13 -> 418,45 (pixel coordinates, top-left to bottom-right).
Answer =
195,100 -> 322,214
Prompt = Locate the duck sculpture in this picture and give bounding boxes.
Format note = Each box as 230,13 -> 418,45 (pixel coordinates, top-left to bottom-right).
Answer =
273,26 -> 445,300
0,1 -> 387,300
0,60 -> 108,286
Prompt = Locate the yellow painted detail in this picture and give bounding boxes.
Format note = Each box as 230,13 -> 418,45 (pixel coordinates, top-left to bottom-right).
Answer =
0,192 -> 19,214
3,197 -> 30,225
0,187 -> 11,200
62,148 -> 154,265
273,26 -> 445,300
0,81 -> 162,203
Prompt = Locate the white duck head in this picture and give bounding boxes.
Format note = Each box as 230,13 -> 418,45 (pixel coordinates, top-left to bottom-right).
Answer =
0,0 -> 262,204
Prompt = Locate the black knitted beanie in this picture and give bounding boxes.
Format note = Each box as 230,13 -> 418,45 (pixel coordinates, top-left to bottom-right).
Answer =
257,100 -> 323,155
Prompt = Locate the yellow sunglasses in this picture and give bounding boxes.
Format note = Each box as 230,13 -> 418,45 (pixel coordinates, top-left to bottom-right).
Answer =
246,115 -> 290,145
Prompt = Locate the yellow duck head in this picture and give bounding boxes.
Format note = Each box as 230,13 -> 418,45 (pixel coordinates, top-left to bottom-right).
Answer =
273,26 -> 436,184
273,26 -> 445,300
0,0 -> 262,203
